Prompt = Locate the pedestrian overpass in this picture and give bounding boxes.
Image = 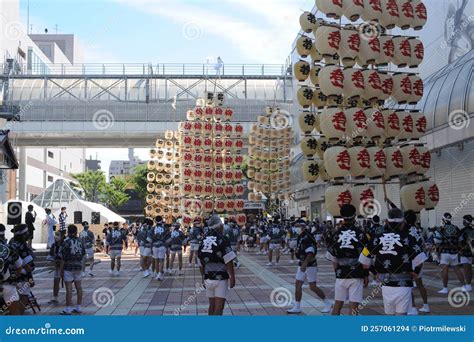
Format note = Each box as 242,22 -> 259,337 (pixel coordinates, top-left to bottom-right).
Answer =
0,63 -> 292,147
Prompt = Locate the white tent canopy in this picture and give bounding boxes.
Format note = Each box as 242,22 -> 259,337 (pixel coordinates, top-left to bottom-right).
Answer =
53,199 -> 126,226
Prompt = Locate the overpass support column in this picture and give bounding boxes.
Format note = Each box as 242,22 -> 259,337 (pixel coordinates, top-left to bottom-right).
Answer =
18,147 -> 27,201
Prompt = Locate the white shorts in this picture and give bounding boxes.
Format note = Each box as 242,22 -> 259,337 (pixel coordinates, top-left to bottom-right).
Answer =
63,270 -> 82,282
170,249 -> 182,256
152,246 -> 167,259
85,248 -> 94,259
260,236 -> 269,244
109,249 -> 122,259
381,286 -> 412,315
295,266 -> 318,283
269,243 -> 281,251
460,256 -> 472,264
288,240 -> 297,249
190,243 -> 200,251
205,279 -> 229,299
140,246 -> 152,257
2,284 -> 19,303
242,235 -> 249,242
440,253 -> 459,266
334,278 -> 364,303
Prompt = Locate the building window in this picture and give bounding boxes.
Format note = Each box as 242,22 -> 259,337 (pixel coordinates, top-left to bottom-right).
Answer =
48,151 -> 54,159
47,175 -> 54,182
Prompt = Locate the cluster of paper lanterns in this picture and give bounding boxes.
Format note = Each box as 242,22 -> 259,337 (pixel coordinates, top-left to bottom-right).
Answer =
247,106 -> 293,202
145,130 -> 182,223
296,0 -> 436,216
178,92 -> 246,227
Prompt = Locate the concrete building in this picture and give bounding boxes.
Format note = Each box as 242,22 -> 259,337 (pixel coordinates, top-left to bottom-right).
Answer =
288,0 -> 474,227
109,148 -> 142,179
85,155 -> 102,172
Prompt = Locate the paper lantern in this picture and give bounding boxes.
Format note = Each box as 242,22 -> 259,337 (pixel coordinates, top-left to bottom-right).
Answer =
398,111 -> 414,140
310,45 -> 323,63
382,109 -> 400,140
418,147 -> 430,175
235,199 -> 245,211
401,183 -> 425,212
384,146 -> 404,178
147,172 -> 156,182
422,181 -> 438,210
345,107 -> 367,139
391,73 -> 412,104
186,110 -> 196,121
378,72 -> 393,100
367,146 -> 386,178
156,139 -> 165,149
377,35 -> 394,65
316,137 -> 330,159
348,146 -> 370,178
314,25 -> 341,56
343,0 -> 364,21
411,112 -> 427,139
412,0 -> 427,30
165,130 -> 174,140
352,186 -> 376,216
319,65 -> 344,97
365,108 -> 385,140
296,35 -> 313,57
362,0 -> 383,21
320,107 -> 346,141
409,38 -> 423,68
248,192 -> 256,202
339,27 -> 360,66
300,136 -> 319,157
298,111 -> 316,134
400,144 -> 421,174
312,90 -> 327,108
215,200 -> 226,213
392,36 -> 411,67
309,64 -> 321,86
397,0 -> 414,30
324,146 -> 351,179
204,106 -> 214,121
380,0 -> 399,29
303,161 -> 319,183
362,69 -> 382,100
234,124 -> 244,138
147,183 -> 156,193
297,86 -> 314,108
316,0 -> 343,18
357,36 -> 380,67
225,199 -> 236,211
294,60 -> 310,82
236,214 -> 247,227
326,185 -> 353,217
300,11 -> 318,32
212,107 -> 223,122
343,68 -> 365,98
408,75 -> 423,104
147,161 -> 156,170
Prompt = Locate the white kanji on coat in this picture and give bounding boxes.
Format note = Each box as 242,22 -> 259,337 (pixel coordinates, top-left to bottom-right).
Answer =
379,233 -> 402,255
338,230 -> 358,249
201,236 -> 218,253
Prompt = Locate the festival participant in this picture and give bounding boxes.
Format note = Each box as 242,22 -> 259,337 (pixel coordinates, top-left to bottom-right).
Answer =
58,207 -> 68,233
25,205 -> 37,249
79,221 -> 95,277
151,216 -> 168,280
107,222 -> 126,276
287,220 -> 332,314
47,230 -> 64,305
326,204 -> 368,315
224,220 -> 241,268
460,215 -> 473,292
198,215 -> 236,315
44,208 -> 57,249
288,222 -> 299,264
366,215 -> 385,286
188,218 -> 204,268
102,223 -> 110,254
120,222 -> 129,251
0,224 -> 23,315
267,221 -> 285,266
359,208 -> 428,316
257,222 -> 269,255
138,219 -> 153,277
168,224 -> 185,275
434,213 -> 465,294
59,224 -> 85,315
8,224 -> 35,315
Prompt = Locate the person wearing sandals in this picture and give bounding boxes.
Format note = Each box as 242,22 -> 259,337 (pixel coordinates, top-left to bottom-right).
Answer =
79,221 -> 95,277
59,225 -> 85,315
47,230 -> 64,305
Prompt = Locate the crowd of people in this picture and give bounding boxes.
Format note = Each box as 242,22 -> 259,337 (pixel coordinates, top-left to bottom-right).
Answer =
0,205 -> 472,316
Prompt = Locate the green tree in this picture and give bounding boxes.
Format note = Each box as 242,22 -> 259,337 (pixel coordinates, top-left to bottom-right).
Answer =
129,164 -> 148,201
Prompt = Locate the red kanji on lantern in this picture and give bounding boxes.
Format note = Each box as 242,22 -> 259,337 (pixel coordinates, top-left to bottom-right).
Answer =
408,148 -> 420,166
204,138 -> 212,147
330,68 -> 344,88
373,110 -> 385,129
236,200 -> 245,210
215,107 -> 223,115
392,150 -> 403,168
235,155 -> 243,164
360,188 -> 374,202
235,139 -> 244,148
184,169 -> 192,177
336,150 -> 351,171
214,139 -> 223,148
225,108 -> 233,118
328,31 -> 341,49
195,107 -> 204,116
235,124 -> 243,133
224,124 -> 233,133
204,170 -> 213,179
420,151 -> 431,169
428,184 -> 439,202
184,122 -> 192,130
386,0 -> 399,16
195,184 -> 203,193
368,71 -> 381,90
216,201 -> 225,209
234,170 -> 243,179
194,122 -> 202,130
215,155 -> 223,164
415,2 -> 427,19
400,76 -> 412,94
413,79 -> 423,97
401,1 -> 414,18
204,200 -> 213,210
416,116 -> 426,133
402,114 -> 413,133
415,186 -> 425,206
383,39 -> 395,57
215,186 -> 224,195
204,185 -> 213,193
337,190 -> 352,207
194,169 -> 203,178
224,140 -> 233,148
215,170 -> 224,179
400,39 -> 411,57
347,33 -> 360,52
353,110 -> 368,129
184,153 -> 192,161
352,70 -> 364,89
414,42 -> 424,60
332,0 -> 342,6
357,149 -> 370,168
235,185 -> 244,194
205,107 -> 213,115
374,150 -> 386,169
224,185 -> 233,195
332,110 -> 346,132
224,155 -> 233,164
388,113 -> 400,130
353,0 -> 363,6
193,138 -> 202,147
369,0 -> 382,11
194,154 -> 203,163
381,77 -> 393,95
368,37 -> 380,53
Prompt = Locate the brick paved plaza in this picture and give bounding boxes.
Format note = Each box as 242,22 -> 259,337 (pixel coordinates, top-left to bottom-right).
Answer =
26,247 -> 473,316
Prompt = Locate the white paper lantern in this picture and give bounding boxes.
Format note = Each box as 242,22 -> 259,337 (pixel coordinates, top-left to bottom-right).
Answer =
300,136 -> 319,157
365,108 -> 385,140
348,146 -> 370,178
400,144 -> 421,174
352,185 -> 376,216
367,146 -> 386,178
345,107 -> 367,139
310,45 -> 323,63
357,36 -> 380,67
409,38 -> 424,68
319,65 -> 344,97
412,0 -> 427,30
320,107 -> 346,141
384,146 -> 404,178
299,11 -> 318,33
398,111 -> 414,140
303,161 -> 319,183
380,0 -> 399,29
312,90 -> 327,108
298,111 -> 316,134
391,73 -> 412,104
316,136 -> 330,159
319,160 -> 330,181
408,75 -> 423,104
296,35 -> 313,57
377,35 -> 394,65
324,146 -> 351,179
343,68 -> 365,98
378,72 -> 393,100
294,60 -> 310,82
326,185 -> 353,217
297,86 -> 314,108
362,69 -> 382,100
343,0 -> 365,21
339,27 -> 360,66
309,64 -> 321,86
397,0 -> 414,29
361,0 -> 383,21
411,112 -> 427,139
315,25 -> 341,57
382,109 -> 400,140
418,146 -> 430,175
316,0 -> 343,19
392,36 -> 411,67
422,180 -> 438,210
401,183 -> 425,212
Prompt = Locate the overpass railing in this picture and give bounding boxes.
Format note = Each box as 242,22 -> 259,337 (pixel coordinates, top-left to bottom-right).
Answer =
2,63 -> 288,77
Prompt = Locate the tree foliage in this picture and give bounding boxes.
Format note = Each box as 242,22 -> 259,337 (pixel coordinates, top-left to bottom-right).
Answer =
128,164 -> 148,201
